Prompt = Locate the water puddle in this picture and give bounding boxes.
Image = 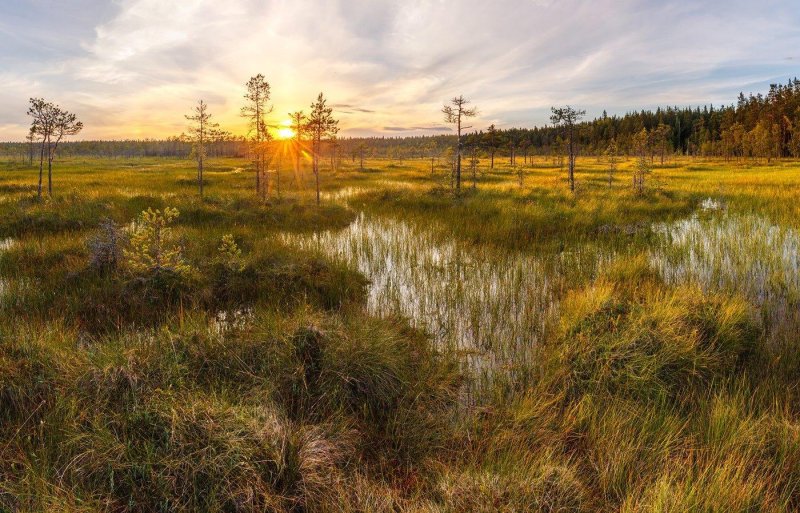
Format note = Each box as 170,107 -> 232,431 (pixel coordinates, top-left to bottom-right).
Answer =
0,238 -> 16,305
282,212 -> 613,395
211,307 -> 254,334
320,187 -> 369,202
0,238 -> 15,251
651,202 -> 800,324
0,277 -> 29,305
281,193 -> 800,396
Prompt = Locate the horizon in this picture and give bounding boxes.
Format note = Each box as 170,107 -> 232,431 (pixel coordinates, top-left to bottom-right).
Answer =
2,0 -> 798,141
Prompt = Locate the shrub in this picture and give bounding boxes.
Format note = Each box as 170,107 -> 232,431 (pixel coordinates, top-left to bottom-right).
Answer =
217,233 -> 244,272
123,207 -> 194,277
86,218 -> 126,271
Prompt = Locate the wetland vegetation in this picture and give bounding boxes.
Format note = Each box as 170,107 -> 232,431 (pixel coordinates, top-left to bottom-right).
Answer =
3,151 -> 800,511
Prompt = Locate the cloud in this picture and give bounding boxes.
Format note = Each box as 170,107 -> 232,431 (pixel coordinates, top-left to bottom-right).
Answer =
0,0 -> 798,140
334,104 -> 376,114
383,126 -> 451,132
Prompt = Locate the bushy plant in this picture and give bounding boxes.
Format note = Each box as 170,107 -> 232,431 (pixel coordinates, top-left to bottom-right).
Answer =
86,218 -> 126,271
123,207 -> 193,277
217,233 -> 244,272
556,282 -> 757,403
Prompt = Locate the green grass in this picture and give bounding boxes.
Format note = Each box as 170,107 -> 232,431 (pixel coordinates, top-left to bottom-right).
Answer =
2,154 -> 800,511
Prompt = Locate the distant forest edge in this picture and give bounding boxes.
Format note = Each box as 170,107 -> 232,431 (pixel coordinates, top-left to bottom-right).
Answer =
3,79 -> 800,161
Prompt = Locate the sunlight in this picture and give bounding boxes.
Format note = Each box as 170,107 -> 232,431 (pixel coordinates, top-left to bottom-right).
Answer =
277,127 -> 295,139
274,118 -> 295,140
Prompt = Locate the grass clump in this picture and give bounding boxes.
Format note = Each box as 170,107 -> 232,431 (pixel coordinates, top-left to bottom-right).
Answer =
555,280 -> 757,403
454,257 -> 800,511
0,311 -> 461,512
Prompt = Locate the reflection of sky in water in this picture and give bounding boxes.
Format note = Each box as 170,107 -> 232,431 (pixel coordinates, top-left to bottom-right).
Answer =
283,197 -> 800,396
651,204 -> 800,326
0,238 -> 15,303
283,212 -> 614,396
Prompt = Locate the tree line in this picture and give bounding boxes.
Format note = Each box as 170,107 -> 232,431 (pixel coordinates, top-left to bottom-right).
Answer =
7,79 -> 800,199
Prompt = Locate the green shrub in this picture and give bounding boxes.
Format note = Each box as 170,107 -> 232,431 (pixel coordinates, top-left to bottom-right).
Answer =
123,207 -> 194,277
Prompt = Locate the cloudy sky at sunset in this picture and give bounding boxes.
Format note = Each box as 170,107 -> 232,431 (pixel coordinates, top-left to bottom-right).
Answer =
1,0 -> 798,140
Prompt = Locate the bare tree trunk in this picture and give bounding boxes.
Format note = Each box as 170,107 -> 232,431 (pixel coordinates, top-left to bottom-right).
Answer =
314,137 -> 321,206
568,127 -> 575,193
47,140 -> 54,196
276,153 -> 281,199
264,153 -> 270,200
255,159 -> 261,195
37,139 -> 46,199
199,155 -> 204,197
455,119 -> 462,192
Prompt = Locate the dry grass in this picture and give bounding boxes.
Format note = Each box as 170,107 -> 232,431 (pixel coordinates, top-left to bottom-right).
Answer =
2,154 -> 800,511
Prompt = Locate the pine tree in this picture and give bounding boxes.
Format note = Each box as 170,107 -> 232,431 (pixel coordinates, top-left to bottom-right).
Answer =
241,74 -> 273,199
550,106 -> 585,193
305,93 -> 339,205
442,96 -> 477,193
185,100 -> 219,198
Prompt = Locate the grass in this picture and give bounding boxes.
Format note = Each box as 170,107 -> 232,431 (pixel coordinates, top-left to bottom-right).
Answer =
2,154 -> 800,511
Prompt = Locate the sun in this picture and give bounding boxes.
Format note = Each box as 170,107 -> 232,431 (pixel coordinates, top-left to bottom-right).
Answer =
277,127 -> 295,139
276,120 -> 295,139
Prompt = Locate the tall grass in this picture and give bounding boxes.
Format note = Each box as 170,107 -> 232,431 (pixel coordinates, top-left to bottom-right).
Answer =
3,155 -> 800,510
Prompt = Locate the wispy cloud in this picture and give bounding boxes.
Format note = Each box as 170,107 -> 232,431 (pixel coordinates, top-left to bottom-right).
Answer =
334,104 -> 376,114
384,126 -> 451,132
1,0 -> 798,139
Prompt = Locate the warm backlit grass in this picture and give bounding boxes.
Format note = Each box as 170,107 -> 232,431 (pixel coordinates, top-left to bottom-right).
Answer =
2,154 -> 800,511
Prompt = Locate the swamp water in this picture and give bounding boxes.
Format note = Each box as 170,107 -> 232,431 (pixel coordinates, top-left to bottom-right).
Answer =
282,198 -> 800,396
650,204 -> 800,328
0,238 -> 15,302
282,212 -> 616,395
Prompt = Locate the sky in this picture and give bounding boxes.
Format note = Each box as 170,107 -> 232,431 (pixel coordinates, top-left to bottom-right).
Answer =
1,0 -> 798,140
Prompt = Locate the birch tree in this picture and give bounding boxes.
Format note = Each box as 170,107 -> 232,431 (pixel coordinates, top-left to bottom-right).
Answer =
28,98 -> 83,198
27,98 -> 55,198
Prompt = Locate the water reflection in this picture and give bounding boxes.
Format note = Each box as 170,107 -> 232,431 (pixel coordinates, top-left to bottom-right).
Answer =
281,195 -> 800,395
283,212 -> 613,394
651,205 -> 800,322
